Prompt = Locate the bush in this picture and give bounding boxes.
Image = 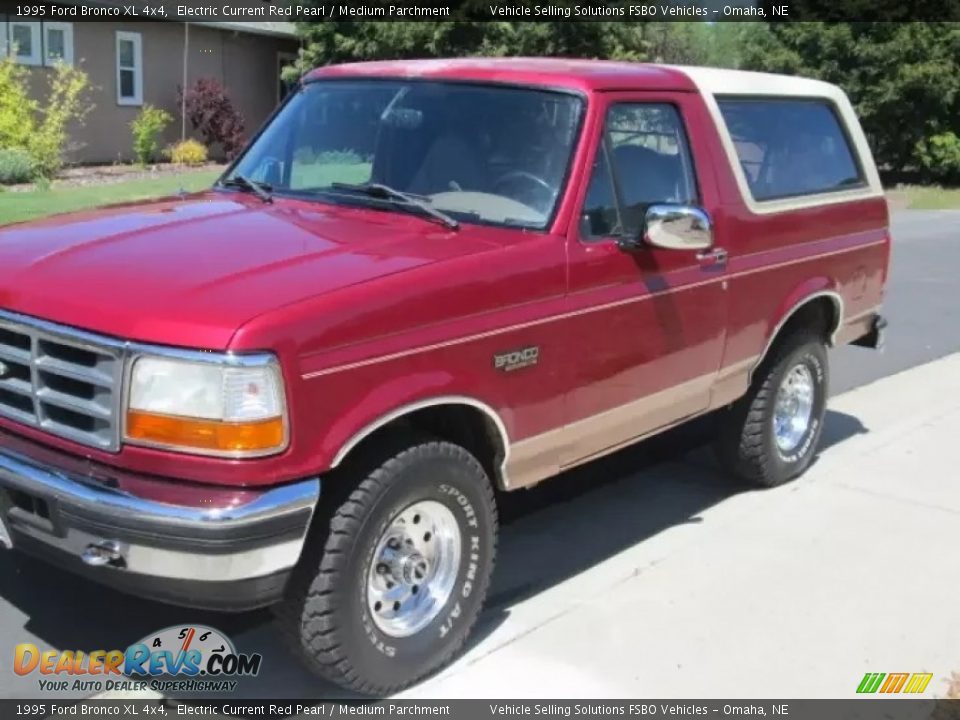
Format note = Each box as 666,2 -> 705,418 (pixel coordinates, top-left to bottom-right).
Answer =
317,149 -> 366,164
131,105 -> 173,165
168,139 -> 208,166
915,132 -> 960,185
30,61 -> 92,178
0,57 -> 38,152
0,58 -> 91,179
0,148 -> 36,184
178,78 -> 246,160
292,146 -> 316,165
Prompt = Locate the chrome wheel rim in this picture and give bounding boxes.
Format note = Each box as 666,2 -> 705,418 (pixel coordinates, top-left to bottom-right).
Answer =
773,363 -> 816,454
367,500 -> 461,638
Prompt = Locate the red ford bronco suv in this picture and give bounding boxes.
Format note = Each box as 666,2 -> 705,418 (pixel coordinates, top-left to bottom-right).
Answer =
0,59 -> 889,693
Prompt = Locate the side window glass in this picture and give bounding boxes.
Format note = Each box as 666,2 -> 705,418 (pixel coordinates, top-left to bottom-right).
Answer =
606,103 -> 698,236
580,144 -> 621,239
717,99 -> 864,201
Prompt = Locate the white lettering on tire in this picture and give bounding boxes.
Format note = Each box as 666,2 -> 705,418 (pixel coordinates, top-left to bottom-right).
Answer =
438,601 -> 462,639
463,536 -> 480,598
439,483 -> 479,528
363,612 -> 397,657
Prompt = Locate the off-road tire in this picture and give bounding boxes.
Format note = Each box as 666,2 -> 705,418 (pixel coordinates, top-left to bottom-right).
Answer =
275,437 -> 498,696
715,332 -> 828,487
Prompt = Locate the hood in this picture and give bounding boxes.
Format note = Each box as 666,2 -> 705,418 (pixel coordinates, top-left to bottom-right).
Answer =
0,192 -> 497,349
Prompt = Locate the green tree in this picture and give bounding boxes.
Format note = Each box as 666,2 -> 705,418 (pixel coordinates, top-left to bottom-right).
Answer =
290,20 -> 655,72
287,17 -> 764,82
738,22 -> 960,179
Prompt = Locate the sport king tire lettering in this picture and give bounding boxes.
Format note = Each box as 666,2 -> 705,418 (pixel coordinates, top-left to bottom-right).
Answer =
436,484 -> 485,637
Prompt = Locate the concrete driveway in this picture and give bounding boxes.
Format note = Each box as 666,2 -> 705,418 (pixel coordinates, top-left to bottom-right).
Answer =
402,352 -> 960,698
1,210 -> 959,700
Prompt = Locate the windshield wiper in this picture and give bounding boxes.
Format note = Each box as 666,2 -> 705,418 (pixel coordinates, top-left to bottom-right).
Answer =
222,175 -> 273,204
331,182 -> 459,230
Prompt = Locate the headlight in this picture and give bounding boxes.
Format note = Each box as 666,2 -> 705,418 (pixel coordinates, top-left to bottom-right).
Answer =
124,354 -> 287,457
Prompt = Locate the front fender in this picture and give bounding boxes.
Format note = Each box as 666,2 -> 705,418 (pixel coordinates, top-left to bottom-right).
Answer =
311,370 -> 512,474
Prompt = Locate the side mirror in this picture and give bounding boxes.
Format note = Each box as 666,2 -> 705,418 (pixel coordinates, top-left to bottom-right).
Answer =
618,204 -> 713,253
644,204 -> 713,251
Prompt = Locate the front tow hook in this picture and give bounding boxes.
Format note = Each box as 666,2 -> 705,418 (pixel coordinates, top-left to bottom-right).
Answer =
81,540 -> 126,568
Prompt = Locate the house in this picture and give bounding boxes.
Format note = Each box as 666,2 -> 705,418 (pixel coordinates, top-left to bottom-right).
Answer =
0,6 -> 299,164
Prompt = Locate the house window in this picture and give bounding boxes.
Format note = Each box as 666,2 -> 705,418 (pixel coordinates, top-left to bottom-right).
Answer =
44,22 -> 73,66
116,31 -> 143,106
9,21 -> 41,66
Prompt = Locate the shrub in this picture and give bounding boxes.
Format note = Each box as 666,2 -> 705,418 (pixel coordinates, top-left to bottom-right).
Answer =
0,148 -> 36,185
169,139 -> 208,166
0,57 -> 38,152
131,105 -> 173,165
292,146 -> 316,165
317,149 -> 366,165
30,61 -> 92,178
178,78 -> 246,160
0,58 -> 91,178
915,132 -> 960,185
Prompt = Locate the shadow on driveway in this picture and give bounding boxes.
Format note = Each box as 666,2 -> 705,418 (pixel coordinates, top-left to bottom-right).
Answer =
0,409 -> 868,699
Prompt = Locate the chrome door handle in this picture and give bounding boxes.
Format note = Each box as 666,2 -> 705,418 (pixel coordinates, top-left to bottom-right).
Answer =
696,247 -> 728,265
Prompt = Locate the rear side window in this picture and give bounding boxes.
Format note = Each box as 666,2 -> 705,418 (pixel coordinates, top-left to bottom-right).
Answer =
717,98 -> 864,202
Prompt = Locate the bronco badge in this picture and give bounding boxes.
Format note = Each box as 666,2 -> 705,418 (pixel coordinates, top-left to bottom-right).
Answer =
493,346 -> 539,372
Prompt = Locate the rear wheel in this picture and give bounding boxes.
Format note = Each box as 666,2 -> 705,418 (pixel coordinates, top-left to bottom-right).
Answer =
276,438 -> 497,695
715,332 -> 828,487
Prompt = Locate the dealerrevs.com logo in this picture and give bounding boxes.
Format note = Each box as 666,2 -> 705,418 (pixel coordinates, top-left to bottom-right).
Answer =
14,625 -> 262,694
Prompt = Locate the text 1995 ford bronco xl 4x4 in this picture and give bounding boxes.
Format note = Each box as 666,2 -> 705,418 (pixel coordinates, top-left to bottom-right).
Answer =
0,59 -> 889,693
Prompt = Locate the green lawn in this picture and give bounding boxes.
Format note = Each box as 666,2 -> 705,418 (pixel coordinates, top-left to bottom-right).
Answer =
887,185 -> 960,210
0,170 -> 221,225
290,159 -> 371,189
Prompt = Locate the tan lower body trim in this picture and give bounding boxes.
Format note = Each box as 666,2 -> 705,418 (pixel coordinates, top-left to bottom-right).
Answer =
708,356 -> 755,411
503,304 -> 883,490
505,373 -> 716,490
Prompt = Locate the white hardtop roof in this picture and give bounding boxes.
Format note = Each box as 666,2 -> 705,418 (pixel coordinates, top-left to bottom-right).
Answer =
666,65 -> 843,100
663,65 -> 883,214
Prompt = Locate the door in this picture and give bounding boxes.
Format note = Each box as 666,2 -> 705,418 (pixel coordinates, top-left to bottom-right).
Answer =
561,91 -> 727,466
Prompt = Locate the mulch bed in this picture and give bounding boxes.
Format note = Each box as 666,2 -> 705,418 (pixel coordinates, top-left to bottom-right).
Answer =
5,162 -> 226,193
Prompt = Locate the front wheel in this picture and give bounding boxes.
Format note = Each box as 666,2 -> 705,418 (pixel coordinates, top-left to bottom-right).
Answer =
715,332 -> 828,487
276,438 -> 498,695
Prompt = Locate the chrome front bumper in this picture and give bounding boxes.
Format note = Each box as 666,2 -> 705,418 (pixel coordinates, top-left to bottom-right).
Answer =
0,441 -> 319,610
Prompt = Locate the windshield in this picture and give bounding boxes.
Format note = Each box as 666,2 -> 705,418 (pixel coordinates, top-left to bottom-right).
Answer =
223,80 -> 584,230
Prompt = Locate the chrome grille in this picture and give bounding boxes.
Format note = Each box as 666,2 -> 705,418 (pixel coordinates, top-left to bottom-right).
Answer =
0,312 -> 123,451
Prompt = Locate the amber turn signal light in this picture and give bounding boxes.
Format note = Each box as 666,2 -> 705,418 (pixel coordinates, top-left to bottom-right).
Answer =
126,411 -> 286,456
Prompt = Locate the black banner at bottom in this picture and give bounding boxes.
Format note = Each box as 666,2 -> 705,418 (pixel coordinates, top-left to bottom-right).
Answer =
3,699 -> 957,720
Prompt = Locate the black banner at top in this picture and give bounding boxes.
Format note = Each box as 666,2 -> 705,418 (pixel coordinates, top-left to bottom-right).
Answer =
2,0 -> 960,22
